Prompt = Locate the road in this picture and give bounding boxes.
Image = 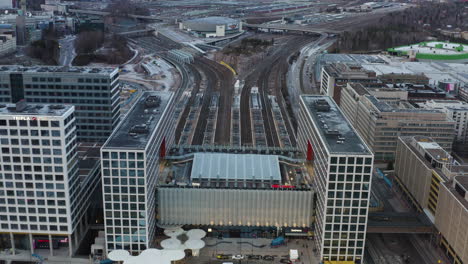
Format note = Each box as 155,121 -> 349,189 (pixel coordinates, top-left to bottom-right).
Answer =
58,35 -> 77,66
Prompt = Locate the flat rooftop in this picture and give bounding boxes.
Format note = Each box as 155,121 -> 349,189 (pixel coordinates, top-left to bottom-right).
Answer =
191,152 -> 281,182
445,176 -> 468,209
301,95 -> 371,154
0,102 -> 72,116
103,91 -> 173,150
316,54 -> 468,87
0,65 -> 117,75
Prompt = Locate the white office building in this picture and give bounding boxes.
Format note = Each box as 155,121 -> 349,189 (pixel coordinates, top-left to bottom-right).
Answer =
419,100 -> 468,144
0,65 -> 121,142
101,92 -> 175,254
0,101 -> 99,257
297,96 -> 373,263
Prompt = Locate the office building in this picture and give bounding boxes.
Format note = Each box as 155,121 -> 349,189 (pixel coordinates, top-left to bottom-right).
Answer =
395,136 -> 468,264
419,100 -> 468,143
0,101 -> 101,257
320,63 -> 378,105
0,65 -> 120,142
101,92 -> 175,254
297,95 -> 373,263
157,152 -> 314,233
340,83 -> 455,160
0,34 -> 16,57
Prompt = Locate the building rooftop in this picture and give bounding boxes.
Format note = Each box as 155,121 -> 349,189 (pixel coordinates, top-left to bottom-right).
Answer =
323,63 -> 376,79
316,54 -> 468,87
0,101 -> 72,116
103,92 -> 173,150
191,152 -> 281,182
301,95 -> 371,154
365,95 -> 442,113
444,176 -> 468,209
0,65 -> 117,75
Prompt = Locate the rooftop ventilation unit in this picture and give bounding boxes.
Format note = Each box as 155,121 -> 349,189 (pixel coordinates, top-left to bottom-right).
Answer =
49,105 -> 65,110
145,95 -> 161,108
315,99 -> 330,112
129,124 -> 149,135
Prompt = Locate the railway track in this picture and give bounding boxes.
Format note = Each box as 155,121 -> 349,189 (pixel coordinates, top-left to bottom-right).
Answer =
240,35 -> 314,147
191,58 -> 233,146
174,63 -> 201,143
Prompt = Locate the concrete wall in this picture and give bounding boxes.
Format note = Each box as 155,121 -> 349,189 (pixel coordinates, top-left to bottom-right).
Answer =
395,138 -> 433,210
435,183 -> 468,264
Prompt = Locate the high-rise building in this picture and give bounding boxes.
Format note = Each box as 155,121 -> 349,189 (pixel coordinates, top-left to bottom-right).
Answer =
340,83 -> 455,160
0,65 -> 120,142
395,136 -> 468,264
297,95 -> 373,263
0,101 -> 100,257
101,92 -> 175,254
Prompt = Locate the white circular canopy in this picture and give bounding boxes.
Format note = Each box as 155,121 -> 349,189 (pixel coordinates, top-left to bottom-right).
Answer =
163,227 -> 184,237
108,249 -> 131,261
186,229 -> 206,239
185,239 -> 205,250
160,238 -> 182,250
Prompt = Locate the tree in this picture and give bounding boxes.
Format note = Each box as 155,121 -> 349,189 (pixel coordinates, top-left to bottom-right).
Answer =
106,0 -> 150,17
26,39 -> 59,65
75,31 -> 105,54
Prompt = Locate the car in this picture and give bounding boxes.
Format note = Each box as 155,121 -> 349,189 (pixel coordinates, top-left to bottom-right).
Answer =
263,255 -> 275,261
216,255 -> 230,260
247,255 -> 262,260
232,255 -> 245,260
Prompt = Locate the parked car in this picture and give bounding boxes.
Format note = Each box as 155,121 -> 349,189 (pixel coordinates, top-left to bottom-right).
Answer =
232,255 -> 245,260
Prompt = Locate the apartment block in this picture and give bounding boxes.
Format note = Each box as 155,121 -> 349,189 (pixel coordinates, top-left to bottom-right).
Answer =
0,65 -> 120,142
340,83 -> 455,161
395,136 -> 468,264
0,101 -> 101,257
101,92 -> 175,254
298,95 -> 373,263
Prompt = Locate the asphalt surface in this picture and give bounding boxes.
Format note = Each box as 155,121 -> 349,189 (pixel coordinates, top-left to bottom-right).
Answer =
58,35 -> 76,66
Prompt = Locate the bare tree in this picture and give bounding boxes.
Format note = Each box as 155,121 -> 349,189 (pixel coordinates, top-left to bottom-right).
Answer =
75,31 -> 105,54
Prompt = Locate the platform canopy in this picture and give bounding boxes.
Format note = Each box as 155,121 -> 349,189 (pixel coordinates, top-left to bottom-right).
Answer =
191,153 -> 281,182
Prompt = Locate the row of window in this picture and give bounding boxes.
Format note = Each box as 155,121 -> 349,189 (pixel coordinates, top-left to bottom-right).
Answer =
329,165 -> 372,174
103,152 -> 145,160
105,210 -> 145,219
0,173 -> 64,181
103,178 -> 145,186
0,223 -> 68,232
330,157 -> 372,165
103,169 -> 145,178
325,208 -> 367,216
329,174 -> 370,182
1,182 -> 65,190
0,146 -> 63,155
0,206 -> 66,215
0,119 -> 60,127
104,203 -> 145,211
2,165 -> 65,173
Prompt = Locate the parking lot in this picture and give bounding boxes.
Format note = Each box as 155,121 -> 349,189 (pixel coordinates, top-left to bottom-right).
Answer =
182,237 -> 321,264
